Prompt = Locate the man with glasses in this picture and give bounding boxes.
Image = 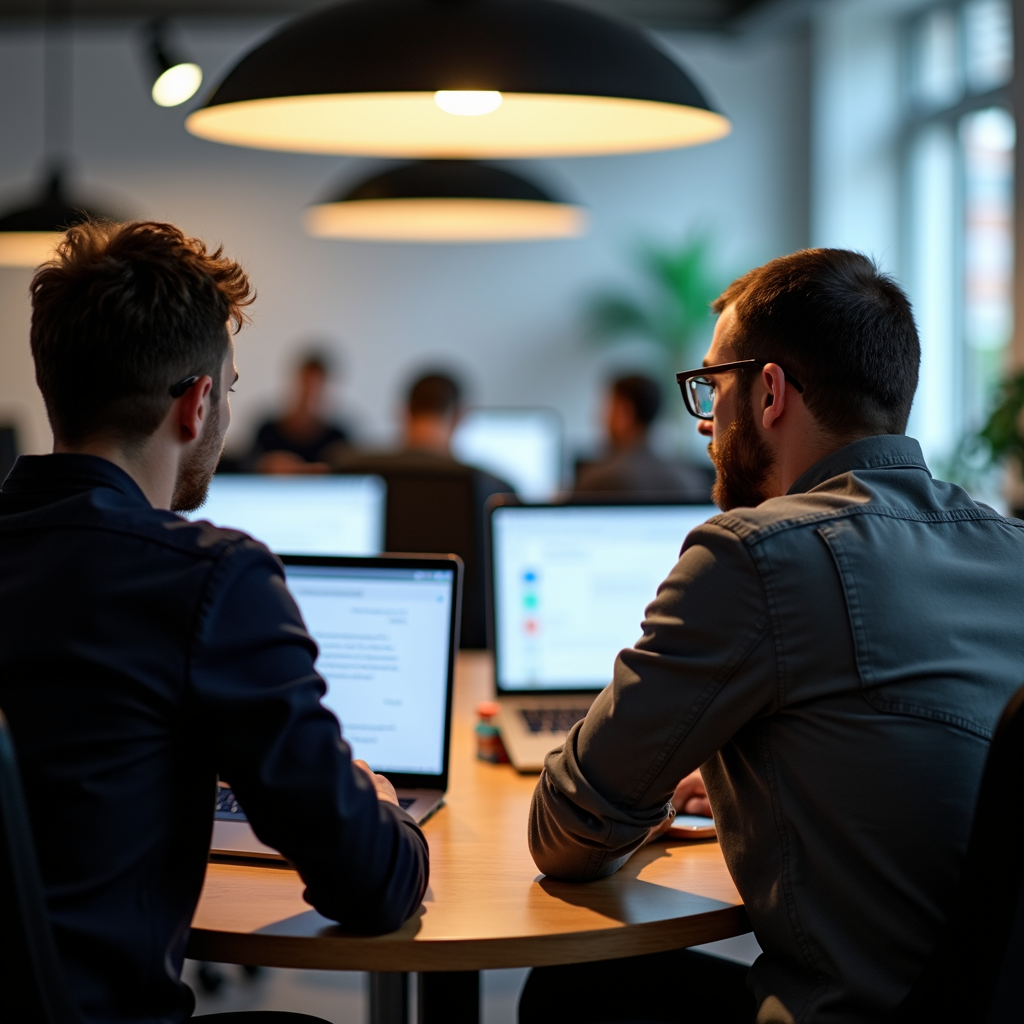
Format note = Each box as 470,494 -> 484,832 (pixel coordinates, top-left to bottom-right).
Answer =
524,249 -> 1024,1023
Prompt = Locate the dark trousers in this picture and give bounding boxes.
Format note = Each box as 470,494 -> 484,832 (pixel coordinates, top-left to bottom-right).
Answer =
518,949 -> 756,1024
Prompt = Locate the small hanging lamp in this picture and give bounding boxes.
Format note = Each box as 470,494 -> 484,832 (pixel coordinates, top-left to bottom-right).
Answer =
304,161 -> 586,242
186,0 -> 730,159
0,0 -> 118,269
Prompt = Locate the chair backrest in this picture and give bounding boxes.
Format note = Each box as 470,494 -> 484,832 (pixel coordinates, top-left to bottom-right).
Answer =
891,681 -> 1024,1023
0,708 -> 80,1024
336,462 -> 489,648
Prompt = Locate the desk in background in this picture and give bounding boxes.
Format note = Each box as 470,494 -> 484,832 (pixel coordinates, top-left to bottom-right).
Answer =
188,653 -> 749,1023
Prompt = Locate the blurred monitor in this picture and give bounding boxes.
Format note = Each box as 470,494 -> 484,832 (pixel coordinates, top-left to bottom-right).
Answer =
490,501 -> 719,691
452,408 -> 562,502
190,475 -> 386,556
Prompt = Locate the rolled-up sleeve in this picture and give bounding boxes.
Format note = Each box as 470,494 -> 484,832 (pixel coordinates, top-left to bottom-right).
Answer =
529,519 -> 776,881
191,539 -> 429,934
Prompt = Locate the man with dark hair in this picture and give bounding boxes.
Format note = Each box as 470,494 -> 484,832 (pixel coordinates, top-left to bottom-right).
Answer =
0,221 -> 428,1024
574,372 -> 710,497
524,249 -> 1024,1023
250,349 -> 350,472
331,370 -> 511,648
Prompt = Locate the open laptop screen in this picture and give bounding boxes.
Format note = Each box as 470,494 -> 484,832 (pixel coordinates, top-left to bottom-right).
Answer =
491,503 -> 718,692
192,475 -> 385,555
283,560 -> 457,778
451,408 -> 562,501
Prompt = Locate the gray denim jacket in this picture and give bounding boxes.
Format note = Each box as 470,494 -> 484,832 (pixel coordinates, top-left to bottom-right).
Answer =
530,434 -> 1024,1024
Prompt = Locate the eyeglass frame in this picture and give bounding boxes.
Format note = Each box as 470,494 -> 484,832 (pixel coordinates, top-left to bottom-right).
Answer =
169,375 -> 199,398
675,359 -> 805,421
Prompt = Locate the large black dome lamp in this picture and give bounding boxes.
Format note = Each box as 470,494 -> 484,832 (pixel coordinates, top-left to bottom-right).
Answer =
305,160 -> 587,242
186,0 -> 730,158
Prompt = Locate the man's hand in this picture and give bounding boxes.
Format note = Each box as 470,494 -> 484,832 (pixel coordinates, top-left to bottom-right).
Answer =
648,769 -> 713,841
353,759 -> 400,806
671,769 -> 712,817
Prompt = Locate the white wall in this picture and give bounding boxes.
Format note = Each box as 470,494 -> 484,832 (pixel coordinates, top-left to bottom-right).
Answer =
0,16 -> 810,461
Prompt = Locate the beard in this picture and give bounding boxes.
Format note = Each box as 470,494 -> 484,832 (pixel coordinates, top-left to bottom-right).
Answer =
170,402 -> 225,513
708,397 -> 775,512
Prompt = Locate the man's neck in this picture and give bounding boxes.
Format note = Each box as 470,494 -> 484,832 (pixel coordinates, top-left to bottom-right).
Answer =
53,437 -> 175,509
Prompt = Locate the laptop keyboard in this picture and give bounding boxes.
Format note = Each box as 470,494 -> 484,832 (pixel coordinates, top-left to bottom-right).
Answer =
519,707 -> 591,734
214,784 -> 415,820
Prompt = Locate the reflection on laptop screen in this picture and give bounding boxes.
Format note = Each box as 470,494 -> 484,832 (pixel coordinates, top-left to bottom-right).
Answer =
192,475 -> 385,555
492,504 -> 718,691
284,564 -> 454,775
452,408 -> 562,501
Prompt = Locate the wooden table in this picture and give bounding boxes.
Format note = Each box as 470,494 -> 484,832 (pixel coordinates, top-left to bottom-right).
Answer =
187,652 -> 749,1022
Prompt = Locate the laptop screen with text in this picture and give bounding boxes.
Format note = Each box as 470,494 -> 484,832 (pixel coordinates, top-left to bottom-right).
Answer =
284,562 -> 456,777
491,503 -> 718,692
193,475 -> 385,555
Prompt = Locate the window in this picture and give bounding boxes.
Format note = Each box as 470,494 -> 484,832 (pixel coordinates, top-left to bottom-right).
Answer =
903,0 -> 1013,471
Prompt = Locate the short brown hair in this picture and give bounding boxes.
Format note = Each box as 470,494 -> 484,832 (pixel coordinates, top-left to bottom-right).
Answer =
713,249 -> 919,436
407,372 -> 461,418
30,220 -> 253,448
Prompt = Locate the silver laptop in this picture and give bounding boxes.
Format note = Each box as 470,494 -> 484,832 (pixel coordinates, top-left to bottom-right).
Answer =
211,553 -> 462,860
487,498 -> 718,772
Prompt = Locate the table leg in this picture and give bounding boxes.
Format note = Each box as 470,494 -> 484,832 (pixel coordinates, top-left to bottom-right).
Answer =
369,972 -> 409,1024
417,970 -> 480,1024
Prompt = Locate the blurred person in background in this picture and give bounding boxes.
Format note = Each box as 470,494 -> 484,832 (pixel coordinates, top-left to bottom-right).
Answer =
330,371 -> 511,649
250,351 -> 349,473
574,373 -> 710,499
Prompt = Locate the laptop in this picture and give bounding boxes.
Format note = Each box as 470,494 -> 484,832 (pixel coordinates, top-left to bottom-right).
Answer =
191,474 -> 386,555
487,498 -> 718,772
211,553 -> 462,860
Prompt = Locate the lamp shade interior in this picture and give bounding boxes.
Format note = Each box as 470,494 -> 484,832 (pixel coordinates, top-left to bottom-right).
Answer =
0,173 -> 114,268
305,160 -> 587,242
187,0 -> 730,158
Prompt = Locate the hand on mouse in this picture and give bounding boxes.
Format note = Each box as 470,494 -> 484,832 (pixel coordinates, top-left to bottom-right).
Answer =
353,759 -> 400,806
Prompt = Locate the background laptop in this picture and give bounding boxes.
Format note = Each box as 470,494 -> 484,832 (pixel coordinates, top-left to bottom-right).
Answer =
191,474 -> 386,555
488,498 -> 718,772
211,553 -> 462,860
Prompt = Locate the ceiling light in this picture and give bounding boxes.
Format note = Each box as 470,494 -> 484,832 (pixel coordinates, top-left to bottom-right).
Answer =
186,0 -> 729,159
434,91 -> 503,116
147,20 -> 203,108
1,5 -> 121,270
0,170 -> 113,268
304,160 -> 587,243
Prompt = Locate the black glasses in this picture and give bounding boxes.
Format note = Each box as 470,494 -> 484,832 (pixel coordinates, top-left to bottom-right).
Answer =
169,376 -> 199,399
676,360 -> 804,420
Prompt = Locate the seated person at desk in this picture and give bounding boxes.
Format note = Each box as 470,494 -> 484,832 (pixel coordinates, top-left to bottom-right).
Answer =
0,221 -> 428,1024
526,249 -> 1024,1024
250,351 -> 349,472
574,372 -> 710,498
330,372 -> 511,649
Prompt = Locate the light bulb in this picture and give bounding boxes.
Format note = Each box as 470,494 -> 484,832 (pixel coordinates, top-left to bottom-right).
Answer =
433,91 -> 503,117
152,63 -> 203,107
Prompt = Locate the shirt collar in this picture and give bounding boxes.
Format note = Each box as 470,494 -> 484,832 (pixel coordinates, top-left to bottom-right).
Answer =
2,453 -> 152,507
788,434 -> 930,496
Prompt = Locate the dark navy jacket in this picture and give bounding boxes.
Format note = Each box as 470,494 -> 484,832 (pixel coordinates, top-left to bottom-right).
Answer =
0,454 -> 429,1024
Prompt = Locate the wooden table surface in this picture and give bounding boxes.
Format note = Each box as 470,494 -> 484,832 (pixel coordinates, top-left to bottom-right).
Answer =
186,652 -> 748,973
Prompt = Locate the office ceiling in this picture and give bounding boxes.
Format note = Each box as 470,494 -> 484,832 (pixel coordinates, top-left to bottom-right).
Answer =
0,0 -> 771,32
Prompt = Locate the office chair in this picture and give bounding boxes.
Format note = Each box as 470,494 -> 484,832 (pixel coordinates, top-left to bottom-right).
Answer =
890,680 -> 1024,1023
336,458 -> 503,648
0,707 -> 81,1024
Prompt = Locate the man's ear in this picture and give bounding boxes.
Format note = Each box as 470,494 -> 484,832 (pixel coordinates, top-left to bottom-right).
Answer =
761,363 -> 788,430
175,375 -> 214,443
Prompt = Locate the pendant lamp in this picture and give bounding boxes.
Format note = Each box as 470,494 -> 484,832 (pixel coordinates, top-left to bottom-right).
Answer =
186,0 -> 730,159
0,0 -> 117,268
304,160 -> 586,242
0,170 -> 113,268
